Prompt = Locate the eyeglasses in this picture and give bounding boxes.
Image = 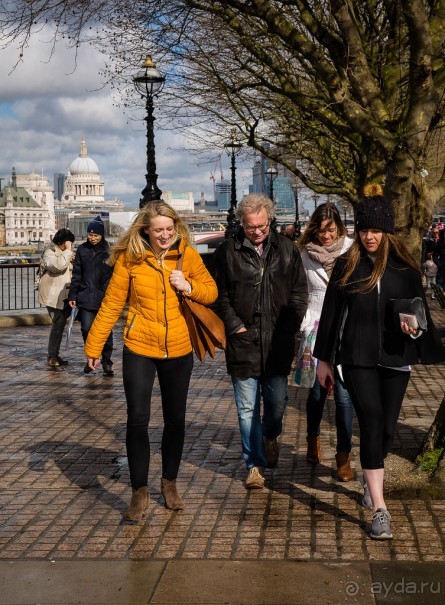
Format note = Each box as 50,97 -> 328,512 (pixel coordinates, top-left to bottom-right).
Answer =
244,222 -> 269,234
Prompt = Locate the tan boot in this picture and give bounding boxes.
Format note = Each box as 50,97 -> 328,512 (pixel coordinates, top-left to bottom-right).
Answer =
336,452 -> 354,482
123,486 -> 149,523
306,435 -> 321,464
161,478 -> 184,510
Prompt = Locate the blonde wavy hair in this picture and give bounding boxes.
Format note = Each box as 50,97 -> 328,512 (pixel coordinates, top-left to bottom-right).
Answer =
108,201 -> 191,266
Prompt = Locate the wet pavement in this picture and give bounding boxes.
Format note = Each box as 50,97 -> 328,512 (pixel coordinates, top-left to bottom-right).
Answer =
0,300 -> 444,604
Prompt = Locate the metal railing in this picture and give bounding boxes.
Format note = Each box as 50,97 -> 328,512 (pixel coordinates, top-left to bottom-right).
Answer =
0,263 -> 42,312
0,253 -> 216,313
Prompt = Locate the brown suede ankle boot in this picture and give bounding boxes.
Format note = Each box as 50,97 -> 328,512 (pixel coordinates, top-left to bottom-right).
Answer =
306,435 -> 321,464
336,452 -> 354,482
161,478 -> 184,510
124,486 -> 149,523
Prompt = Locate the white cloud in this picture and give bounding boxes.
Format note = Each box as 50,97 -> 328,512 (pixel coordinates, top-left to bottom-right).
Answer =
0,27 -> 253,208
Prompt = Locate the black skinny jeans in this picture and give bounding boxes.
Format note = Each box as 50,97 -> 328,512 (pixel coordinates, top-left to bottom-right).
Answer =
123,347 -> 193,490
343,365 -> 410,469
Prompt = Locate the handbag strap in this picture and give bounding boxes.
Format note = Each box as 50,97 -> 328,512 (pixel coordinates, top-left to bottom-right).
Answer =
175,250 -> 184,272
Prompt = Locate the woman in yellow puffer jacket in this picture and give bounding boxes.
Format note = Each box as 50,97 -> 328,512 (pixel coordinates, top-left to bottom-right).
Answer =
84,201 -> 217,522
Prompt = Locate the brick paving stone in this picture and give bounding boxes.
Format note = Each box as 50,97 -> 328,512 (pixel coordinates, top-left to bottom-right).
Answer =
0,309 -> 444,565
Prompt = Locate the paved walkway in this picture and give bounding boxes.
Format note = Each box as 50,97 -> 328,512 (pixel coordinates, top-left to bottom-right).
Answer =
0,301 -> 444,604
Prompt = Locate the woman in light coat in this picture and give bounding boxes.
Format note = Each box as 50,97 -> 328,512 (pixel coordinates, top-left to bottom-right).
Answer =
296,203 -> 355,480
38,228 -> 75,368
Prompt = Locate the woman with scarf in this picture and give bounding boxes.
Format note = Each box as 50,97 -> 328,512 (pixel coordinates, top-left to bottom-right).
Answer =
295,203 -> 355,481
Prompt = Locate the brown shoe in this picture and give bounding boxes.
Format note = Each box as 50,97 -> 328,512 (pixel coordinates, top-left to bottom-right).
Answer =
306,435 -> 321,464
47,356 -> 60,368
336,452 -> 354,482
161,478 -> 184,510
263,436 -> 279,468
56,356 -> 69,366
123,486 -> 149,523
245,466 -> 265,489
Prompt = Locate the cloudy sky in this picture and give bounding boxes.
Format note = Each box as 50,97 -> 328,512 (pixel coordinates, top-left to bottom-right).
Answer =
0,29 -> 254,209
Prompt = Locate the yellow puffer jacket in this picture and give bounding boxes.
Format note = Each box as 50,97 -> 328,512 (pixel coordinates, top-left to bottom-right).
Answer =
84,242 -> 218,359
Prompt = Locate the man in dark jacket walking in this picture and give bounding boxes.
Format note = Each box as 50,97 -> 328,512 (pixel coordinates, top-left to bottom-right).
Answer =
68,215 -> 114,375
214,194 -> 308,489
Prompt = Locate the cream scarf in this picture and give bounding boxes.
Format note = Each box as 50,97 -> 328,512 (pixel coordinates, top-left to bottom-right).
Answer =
305,236 -> 346,278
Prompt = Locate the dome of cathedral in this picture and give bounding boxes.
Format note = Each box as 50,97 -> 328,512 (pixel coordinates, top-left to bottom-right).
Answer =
68,133 -> 100,175
69,156 -> 99,175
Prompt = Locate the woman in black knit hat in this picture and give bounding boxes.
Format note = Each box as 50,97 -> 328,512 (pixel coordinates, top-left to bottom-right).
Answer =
313,184 -> 445,540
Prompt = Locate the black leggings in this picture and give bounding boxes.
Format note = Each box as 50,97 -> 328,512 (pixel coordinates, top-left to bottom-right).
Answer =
343,366 -> 410,469
122,347 -> 193,489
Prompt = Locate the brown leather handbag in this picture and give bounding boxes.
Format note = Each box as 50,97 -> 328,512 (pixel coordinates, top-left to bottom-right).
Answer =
176,253 -> 226,362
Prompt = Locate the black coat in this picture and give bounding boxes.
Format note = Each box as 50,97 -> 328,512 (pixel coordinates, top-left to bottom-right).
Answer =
313,252 -> 445,367
213,228 -> 308,377
68,239 -> 113,311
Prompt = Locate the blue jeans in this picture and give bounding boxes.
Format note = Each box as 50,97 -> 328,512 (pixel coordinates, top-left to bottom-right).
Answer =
80,308 -> 113,366
306,370 -> 354,453
231,375 -> 288,469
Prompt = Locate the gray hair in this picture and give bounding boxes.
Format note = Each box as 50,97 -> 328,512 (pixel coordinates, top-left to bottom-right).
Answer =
235,193 -> 275,223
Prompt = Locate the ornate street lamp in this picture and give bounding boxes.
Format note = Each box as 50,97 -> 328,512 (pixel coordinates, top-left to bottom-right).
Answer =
224,129 -> 242,238
266,163 -> 278,201
133,55 -> 165,208
339,199 -> 350,228
291,181 -> 301,239
266,163 -> 278,229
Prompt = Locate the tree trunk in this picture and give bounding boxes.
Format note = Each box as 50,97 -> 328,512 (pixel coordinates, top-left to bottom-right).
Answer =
416,394 -> 445,458
384,150 -> 433,261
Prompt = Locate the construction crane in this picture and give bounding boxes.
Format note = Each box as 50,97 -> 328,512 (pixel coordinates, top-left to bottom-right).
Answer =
210,154 -> 224,202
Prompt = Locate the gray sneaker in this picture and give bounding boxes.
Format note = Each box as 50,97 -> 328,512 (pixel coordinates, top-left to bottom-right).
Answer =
359,474 -> 373,509
371,508 -> 393,540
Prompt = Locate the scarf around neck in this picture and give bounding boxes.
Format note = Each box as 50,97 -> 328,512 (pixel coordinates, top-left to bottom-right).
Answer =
305,236 -> 346,278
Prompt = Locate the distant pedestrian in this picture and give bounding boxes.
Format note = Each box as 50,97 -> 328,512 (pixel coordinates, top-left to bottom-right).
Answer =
68,216 -> 114,375
314,184 -> 445,540
213,193 -> 308,489
285,224 -> 299,241
84,201 -> 217,522
422,252 -> 438,298
38,228 -> 75,368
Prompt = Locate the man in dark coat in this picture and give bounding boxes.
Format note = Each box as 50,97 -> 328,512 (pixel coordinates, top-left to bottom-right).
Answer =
68,215 -> 114,375
214,193 -> 308,489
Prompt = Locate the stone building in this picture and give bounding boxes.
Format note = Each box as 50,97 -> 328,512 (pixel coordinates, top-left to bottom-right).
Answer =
0,168 -> 54,246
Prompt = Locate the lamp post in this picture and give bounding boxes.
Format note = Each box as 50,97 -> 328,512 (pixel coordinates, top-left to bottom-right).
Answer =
339,200 -> 349,228
266,163 -> 278,201
133,55 -> 165,208
266,163 -> 278,229
224,129 -> 242,238
291,181 -> 301,239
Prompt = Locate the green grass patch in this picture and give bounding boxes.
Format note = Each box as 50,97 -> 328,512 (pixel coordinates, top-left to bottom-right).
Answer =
416,439 -> 445,474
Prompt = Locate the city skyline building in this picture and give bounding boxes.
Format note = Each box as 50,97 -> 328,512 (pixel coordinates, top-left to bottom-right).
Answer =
53,172 -> 65,201
216,179 -> 231,210
249,152 -> 294,210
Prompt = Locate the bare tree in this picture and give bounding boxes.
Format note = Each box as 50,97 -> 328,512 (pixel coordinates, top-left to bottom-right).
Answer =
2,0 -> 445,257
